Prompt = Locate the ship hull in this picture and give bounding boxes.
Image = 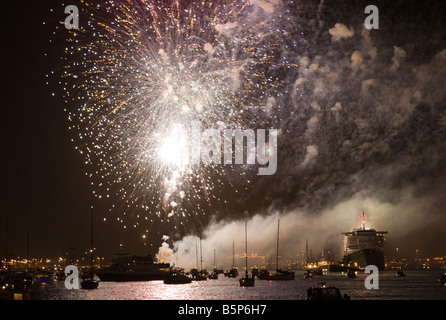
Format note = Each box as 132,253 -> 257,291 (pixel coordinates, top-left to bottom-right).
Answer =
344,248 -> 386,271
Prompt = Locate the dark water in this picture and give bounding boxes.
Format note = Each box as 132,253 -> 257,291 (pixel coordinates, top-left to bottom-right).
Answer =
30,271 -> 446,300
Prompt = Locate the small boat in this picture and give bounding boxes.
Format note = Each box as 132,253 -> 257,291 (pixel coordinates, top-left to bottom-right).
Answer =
239,274 -> 255,287
164,271 -> 192,284
194,274 -> 207,281
80,274 -> 100,289
35,272 -> 51,283
190,269 -> 207,281
208,250 -> 219,279
306,286 -> 350,300
304,271 -> 313,279
224,268 -> 239,278
438,273 -> 446,284
267,269 -> 295,280
396,270 -> 406,277
257,268 -> 269,279
305,267 -> 323,276
259,267 -> 295,280
347,270 -> 356,278
239,221 -> 255,287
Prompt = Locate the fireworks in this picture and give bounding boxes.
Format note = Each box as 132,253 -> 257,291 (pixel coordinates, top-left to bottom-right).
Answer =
60,0 -> 293,236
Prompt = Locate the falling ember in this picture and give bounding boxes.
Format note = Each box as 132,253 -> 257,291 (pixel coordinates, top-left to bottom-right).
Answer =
60,0 -> 292,234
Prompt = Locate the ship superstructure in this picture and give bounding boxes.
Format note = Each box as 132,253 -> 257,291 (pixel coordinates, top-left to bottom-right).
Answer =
342,212 -> 388,270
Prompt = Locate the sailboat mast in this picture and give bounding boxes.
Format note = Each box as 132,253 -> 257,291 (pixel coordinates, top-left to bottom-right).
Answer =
306,239 -> 309,264
245,221 -> 248,275
26,229 -> 30,263
361,210 -> 366,229
87,205 -> 95,276
232,241 -> 235,268
90,206 -> 94,253
90,205 -> 94,267
200,236 -> 203,271
214,248 -> 216,269
276,219 -> 280,272
195,240 -> 199,270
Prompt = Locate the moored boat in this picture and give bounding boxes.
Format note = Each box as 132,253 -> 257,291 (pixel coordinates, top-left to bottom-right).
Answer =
80,274 -> 100,289
396,270 -> 406,277
239,274 -> 255,287
239,221 -> 255,287
164,270 -> 192,284
224,268 -> 239,278
306,285 -> 350,300
258,220 -> 295,281
347,270 -> 356,278
190,268 -> 207,281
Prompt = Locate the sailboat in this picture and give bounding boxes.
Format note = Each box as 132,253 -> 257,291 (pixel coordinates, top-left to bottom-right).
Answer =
81,205 -> 100,289
191,237 -> 207,281
239,221 -> 255,287
164,268 -> 192,284
208,249 -> 219,279
224,241 -> 239,278
260,219 -> 295,281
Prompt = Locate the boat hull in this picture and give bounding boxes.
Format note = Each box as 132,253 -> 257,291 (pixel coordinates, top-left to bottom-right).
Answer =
208,273 -> 218,279
192,275 -> 207,281
164,275 -> 192,284
224,268 -> 239,278
239,276 -> 255,287
81,280 -> 99,289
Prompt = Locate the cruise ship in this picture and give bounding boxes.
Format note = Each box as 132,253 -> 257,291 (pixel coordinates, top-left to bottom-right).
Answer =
96,254 -> 170,281
341,212 -> 388,270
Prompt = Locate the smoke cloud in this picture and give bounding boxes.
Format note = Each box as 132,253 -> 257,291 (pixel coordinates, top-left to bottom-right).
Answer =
165,0 -> 446,263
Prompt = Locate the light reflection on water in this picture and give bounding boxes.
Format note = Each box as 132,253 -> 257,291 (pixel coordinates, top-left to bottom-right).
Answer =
30,271 -> 446,300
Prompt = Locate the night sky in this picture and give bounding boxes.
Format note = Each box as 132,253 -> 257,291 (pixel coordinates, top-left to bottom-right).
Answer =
2,0 -> 446,265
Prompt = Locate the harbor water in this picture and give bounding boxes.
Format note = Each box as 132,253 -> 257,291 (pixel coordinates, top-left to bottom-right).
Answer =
30,270 -> 446,300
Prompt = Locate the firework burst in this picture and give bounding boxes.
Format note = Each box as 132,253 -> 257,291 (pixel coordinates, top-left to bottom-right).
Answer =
60,0 -> 293,237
